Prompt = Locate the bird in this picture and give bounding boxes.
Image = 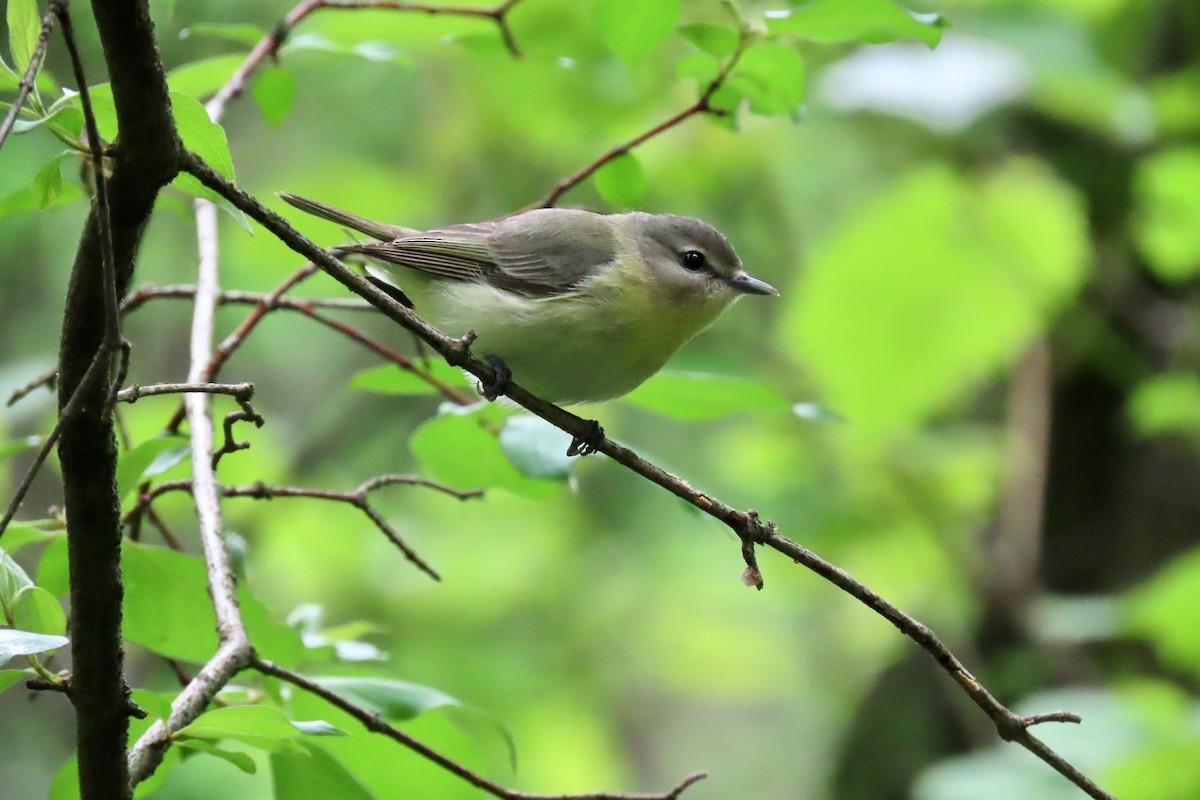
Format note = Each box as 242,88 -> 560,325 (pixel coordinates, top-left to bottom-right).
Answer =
280,193 -> 778,454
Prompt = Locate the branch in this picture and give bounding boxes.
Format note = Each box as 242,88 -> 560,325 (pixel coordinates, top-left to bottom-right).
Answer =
129,142 -> 254,787
254,656 -> 706,800
54,0 -> 181,793
529,22 -> 753,209
162,265 -> 315,433
115,381 -> 255,404
123,285 -> 374,313
59,5 -> 121,356
124,284 -> 474,405
178,151 -> 1116,800
202,0 -> 527,129
6,366 -> 57,406
127,475 -> 481,580
0,2 -> 58,150
211,405 -> 265,468
0,350 -> 105,543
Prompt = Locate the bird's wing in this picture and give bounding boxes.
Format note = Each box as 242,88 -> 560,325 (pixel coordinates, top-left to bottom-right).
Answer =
341,209 -> 619,298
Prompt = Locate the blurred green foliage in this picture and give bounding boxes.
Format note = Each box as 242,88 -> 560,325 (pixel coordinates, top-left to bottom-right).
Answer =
3,0 -> 1200,798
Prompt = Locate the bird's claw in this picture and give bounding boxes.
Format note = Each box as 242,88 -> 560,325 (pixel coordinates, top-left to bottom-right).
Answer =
478,355 -> 512,401
567,419 -> 605,457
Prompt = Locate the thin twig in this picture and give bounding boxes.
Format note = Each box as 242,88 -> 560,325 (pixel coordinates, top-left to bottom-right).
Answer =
115,381 -> 255,404
0,349 -> 106,543
6,367 -> 57,406
58,4 -> 121,356
122,285 -> 374,313
202,0 -> 526,127
529,23 -> 753,209
255,656 -> 706,800
127,475 -> 480,580
163,266 -> 315,434
124,284 -> 473,405
211,406 -> 265,468
0,3 -> 58,150
179,150 -> 1116,800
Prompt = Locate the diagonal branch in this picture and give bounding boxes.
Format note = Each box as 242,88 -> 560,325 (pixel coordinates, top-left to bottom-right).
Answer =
125,475 -> 481,580
0,349 -> 106,543
529,21 -> 753,209
179,150 -> 1116,800
124,284 -> 475,404
58,5 -> 121,356
254,656 -> 707,800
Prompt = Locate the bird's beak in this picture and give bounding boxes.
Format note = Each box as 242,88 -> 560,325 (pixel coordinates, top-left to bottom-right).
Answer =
726,272 -> 779,296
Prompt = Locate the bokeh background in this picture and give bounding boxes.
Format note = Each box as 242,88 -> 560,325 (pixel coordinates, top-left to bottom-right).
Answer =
3,0 -> 1200,798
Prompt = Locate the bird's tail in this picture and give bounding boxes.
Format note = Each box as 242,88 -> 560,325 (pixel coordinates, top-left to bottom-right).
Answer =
278,192 -> 420,241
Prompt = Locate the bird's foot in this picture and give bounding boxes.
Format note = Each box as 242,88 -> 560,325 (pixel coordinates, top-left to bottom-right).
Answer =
567,419 -> 605,457
478,355 -> 512,401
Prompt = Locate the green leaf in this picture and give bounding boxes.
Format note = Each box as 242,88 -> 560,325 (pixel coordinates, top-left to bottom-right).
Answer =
32,152 -> 70,208
1125,548 -> 1200,680
623,371 -> 789,420
7,0 -> 41,75
168,90 -> 252,232
13,585 -> 66,636
180,23 -> 266,47
728,44 -> 806,117
0,546 -> 33,609
281,33 -> 411,67
48,756 -> 80,800
0,629 -> 69,664
35,537 -> 68,597
132,688 -> 176,722
0,667 -> 33,693
177,705 -> 302,750
1128,373 -> 1200,440
251,66 -> 296,128
593,151 -> 646,208
291,719 -> 348,737
705,83 -> 743,128
116,436 -> 189,508
499,415 -> 574,481
310,676 -> 464,721
1133,147 -> 1200,282
677,23 -> 738,58
122,541 -> 305,666
271,742 -> 376,800
675,50 -> 719,87
11,105 -> 83,137
311,676 -> 517,769
66,83 -> 118,141
0,522 -> 58,553
167,55 -> 247,100
781,161 -> 1088,438
176,739 -> 258,774
350,362 -> 470,396
353,41 -> 404,63
410,407 -> 555,497
0,187 -> 40,217
596,0 -> 682,63
765,0 -> 947,48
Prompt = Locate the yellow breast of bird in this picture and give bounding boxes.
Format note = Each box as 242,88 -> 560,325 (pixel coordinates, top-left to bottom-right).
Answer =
420,260 -> 723,404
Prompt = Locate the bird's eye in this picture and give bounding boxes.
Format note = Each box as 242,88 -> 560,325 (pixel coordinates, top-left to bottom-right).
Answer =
681,250 -> 706,271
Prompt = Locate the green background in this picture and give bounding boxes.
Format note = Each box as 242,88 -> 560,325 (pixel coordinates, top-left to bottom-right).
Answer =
3,0 -> 1200,798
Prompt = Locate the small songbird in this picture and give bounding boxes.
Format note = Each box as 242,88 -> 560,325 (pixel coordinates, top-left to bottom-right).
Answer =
281,193 -> 778,452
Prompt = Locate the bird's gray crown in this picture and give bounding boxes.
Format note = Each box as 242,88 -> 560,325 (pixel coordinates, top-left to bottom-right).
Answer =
626,212 -> 742,277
